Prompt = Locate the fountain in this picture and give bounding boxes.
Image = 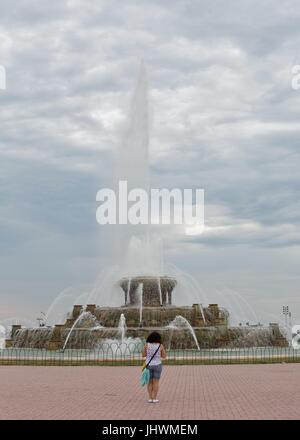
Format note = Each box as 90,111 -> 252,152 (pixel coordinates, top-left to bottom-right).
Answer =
4,63 -> 288,351
6,278 -> 287,350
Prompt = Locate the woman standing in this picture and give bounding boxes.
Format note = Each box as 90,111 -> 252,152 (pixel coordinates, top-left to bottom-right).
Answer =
142,332 -> 166,403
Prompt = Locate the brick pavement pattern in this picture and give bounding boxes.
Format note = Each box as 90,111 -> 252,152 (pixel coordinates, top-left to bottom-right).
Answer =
0,364 -> 299,420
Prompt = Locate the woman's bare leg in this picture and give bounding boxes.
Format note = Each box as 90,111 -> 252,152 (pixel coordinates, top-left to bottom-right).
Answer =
147,379 -> 153,399
152,379 -> 160,400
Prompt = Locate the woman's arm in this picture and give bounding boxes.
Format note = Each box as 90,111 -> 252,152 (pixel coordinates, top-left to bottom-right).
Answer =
142,343 -> 147,358
160,344 -> 167,359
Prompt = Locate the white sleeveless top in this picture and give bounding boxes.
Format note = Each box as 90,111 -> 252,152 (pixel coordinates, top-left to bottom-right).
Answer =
146,343 -> 161,366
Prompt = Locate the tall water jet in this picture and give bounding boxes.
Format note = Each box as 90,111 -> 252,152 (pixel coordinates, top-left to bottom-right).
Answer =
112,62 -> 156,274
137,283 -> 144,325
117,314 -> 127,343
117,61 -> 149,193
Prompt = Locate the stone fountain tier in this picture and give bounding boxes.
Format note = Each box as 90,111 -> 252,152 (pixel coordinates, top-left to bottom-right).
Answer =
7,322 -> 288,350
6,301 -> 288,350
119,276 -> 177,307
94,305 -> 210,328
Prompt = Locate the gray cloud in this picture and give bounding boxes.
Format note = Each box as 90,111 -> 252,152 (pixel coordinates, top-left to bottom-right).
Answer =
0,0 -> 299,322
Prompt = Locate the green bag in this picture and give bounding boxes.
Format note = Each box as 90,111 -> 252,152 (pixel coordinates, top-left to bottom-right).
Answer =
140,368 -> 150,386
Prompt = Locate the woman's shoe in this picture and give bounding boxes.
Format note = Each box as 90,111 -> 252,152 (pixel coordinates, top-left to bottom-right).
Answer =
153,399 -> 159,403
148,399 -> 153,403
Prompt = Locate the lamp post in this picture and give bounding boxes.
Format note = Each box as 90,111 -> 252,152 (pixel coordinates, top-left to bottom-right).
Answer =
282,306 -> 289,327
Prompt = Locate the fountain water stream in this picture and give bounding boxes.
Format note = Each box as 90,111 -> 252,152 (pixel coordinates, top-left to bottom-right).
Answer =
126,278 -> 131,305
158,277 -> 162,306
199,304 -> 206,325
168,315 -> 200,351
137,283 -> 144,325
62,312 -> 102,351
117,314 -> 127,343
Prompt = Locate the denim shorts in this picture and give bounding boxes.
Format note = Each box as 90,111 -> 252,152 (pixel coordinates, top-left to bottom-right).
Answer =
147,363 -> 162,380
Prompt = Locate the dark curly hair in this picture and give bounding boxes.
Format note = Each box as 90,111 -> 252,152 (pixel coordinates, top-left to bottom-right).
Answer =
146,331 -> 162,343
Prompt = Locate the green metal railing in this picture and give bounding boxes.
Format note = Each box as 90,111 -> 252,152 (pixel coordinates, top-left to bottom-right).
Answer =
1,344 -> 300,366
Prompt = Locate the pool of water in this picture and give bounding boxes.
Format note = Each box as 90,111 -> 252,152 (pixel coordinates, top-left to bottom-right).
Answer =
0,346 -> 299,362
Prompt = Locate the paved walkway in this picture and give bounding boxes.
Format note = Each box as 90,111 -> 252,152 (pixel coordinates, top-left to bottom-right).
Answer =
0,364 -> 299,419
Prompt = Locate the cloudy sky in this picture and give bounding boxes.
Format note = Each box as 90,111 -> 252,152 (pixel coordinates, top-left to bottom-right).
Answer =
0,0 -> 300,327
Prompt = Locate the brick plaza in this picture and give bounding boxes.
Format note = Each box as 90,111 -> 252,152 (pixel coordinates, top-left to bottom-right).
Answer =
0,364 -> 299,420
